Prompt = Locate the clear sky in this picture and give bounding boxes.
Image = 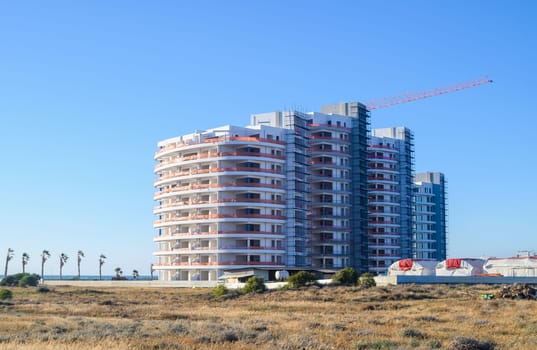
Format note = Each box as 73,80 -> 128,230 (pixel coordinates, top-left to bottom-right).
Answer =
1,1 -> 535,276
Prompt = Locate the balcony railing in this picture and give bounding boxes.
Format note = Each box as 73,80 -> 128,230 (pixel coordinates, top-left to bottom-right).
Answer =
155,152 -> 284,170
368,144 -> 399,151
309,136 -> 350,143
367,165 -> 397,171
154,230 -> 284,240
309,123 -> 351,131
154,198 -> 285,211
155,167 -> 283,182
367,155 -> 398,160
154,182 -> 284,198
156,136 -> 285,155
154,213 -> 286,225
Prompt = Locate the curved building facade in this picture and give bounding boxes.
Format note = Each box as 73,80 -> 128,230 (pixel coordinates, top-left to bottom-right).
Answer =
154,126 -> 287,281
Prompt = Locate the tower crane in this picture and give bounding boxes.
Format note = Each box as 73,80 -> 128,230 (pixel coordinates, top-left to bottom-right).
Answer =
364,76 -> 493,111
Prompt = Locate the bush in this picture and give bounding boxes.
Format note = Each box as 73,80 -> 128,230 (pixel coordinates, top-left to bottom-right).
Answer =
0,273 -> 40,287
447,337 -> 495,350
332,267 -> 359,285
398,328 -> 427,339
0,288 -> 13,300
212,284 -> 229,298
37,285 -> 51,293
286,271 -> 318,288
358,273 -> 376,288
242,276 -> 266,294
19,274 -> 39,287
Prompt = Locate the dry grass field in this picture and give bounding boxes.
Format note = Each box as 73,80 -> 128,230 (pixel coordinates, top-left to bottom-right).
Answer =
0,283 -> 536,349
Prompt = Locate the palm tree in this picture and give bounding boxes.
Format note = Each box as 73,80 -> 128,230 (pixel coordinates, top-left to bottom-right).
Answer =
99,254 -> 106,280
114,267 -> 123,279
22,253 -> 29,274
41,250 -> 51,281
77,250 -> 84,279
4,248 -> 14,277
59,253 -> 68,280
132,269 -> 139,280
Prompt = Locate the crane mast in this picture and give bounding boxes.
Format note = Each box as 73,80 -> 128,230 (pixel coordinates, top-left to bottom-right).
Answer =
364,76 -> 493,111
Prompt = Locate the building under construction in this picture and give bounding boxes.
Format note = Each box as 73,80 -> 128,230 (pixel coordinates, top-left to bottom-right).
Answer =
152,78 -> 490,282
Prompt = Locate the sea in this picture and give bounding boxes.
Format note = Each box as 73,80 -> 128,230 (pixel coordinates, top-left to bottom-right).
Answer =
0,274 -> 154,281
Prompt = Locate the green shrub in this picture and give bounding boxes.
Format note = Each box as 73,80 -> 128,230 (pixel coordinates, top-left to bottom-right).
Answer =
0,273 -> 40,287
332,267 -> 359,285
19,274 -> 39,287
286,271 -> 318,288
242,276 -> 266,294
398,328 -> 427,339
358,273 -> 376,288
212,284 -> 229,298
37,285 -> 51,293
356,340 -> 397,349
0,288 -> 13,300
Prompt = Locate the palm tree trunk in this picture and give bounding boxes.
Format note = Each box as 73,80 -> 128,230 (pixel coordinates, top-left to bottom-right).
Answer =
4,256 -> 8,277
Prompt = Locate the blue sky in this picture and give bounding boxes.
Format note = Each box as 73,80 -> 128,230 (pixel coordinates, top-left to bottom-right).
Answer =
0,1 -> 535,276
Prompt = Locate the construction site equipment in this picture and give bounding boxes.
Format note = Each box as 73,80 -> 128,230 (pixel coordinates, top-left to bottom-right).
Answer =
364,76 -> 493,110
496,283 -> 537,300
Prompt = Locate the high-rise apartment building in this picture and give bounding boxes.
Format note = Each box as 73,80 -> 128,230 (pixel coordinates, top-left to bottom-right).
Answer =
152,106 -> 445,281
413,172 -> 447,260
367,127 -> 415,274
153,124 -> 288,281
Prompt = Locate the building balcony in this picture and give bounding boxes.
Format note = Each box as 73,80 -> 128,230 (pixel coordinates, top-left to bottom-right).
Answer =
367,166 -> 398,173
309,136 -> 350,144
312,225 -> 351,232
155,167 -> 285,184
155,152 -> 285,171
368,221 -> 399,227
155,214 -> 286,226
368,244 -> 400,250
369,231 -> 401,236
309,148 -> 351,155
154,231 -> 285,241
311,239 -> 350,244
155,136 -> 285,158
310,253 -> 349,258
368,254 -> 401,261
154,182 -> 285,199
309,214 -> 348,219
367,176 -> 398,183
308,123 -> 351,131
153,198 -> 285,213
368,199 -> 400,205
368,188 -> 399,195
368,144 -> 399,151
367,155 -> 398,162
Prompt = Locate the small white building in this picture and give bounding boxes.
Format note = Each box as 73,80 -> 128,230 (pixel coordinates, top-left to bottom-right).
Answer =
388,259 -> 438,276
436,258 -> 485,276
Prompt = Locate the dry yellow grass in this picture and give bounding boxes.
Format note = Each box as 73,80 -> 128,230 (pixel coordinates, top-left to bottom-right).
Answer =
0,284 -> 536,349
